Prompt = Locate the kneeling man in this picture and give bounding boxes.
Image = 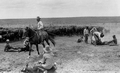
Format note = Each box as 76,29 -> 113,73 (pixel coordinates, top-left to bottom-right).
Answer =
22,45 -> 56,73
91,31 -> 104,45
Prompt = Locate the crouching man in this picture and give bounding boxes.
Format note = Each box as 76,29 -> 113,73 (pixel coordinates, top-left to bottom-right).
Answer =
21,37 -> 34,52
21,45 -> 57,73
91,31 -> 104,45
77,36 -> 84,43
18,38 -> 32,52
104,35 -> 117,46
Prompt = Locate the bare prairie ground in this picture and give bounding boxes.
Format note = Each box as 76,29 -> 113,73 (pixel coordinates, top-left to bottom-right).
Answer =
0,23 -> 120,73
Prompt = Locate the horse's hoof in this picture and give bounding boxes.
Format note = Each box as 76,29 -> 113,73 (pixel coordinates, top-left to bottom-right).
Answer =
27,56 -> 31,59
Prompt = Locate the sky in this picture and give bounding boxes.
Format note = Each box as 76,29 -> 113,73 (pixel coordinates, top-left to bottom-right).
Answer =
0,0 -> 120,19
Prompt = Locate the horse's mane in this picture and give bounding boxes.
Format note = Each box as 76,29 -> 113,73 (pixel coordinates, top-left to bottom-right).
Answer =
47,32 -> 55,39
26,27 -> 36,37
27,27 -> 36,32
26,27 -> 55,39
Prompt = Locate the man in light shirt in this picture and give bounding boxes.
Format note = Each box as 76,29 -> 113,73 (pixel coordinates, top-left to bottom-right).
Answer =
22,45 -> 56,73
37,16 -> 44,30
35,45 -> 55,69
92,31 -> 104,45
90,27 -> 97,35
83,26 -> 89,43
90,27 -> 97,43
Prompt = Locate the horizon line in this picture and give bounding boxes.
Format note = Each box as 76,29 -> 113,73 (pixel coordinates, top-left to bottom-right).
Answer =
1,16 -> 120,20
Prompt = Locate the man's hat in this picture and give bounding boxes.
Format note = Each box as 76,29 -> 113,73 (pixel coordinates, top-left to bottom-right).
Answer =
113,35 -> 116,38
0,35 -> 2,38
37,16 -> 41,20
100,32 -> 104,38
43,45 -> 51,53
6,39 -> 10,42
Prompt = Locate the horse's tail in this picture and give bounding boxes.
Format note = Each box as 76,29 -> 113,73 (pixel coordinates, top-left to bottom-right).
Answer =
48,36 -> 56,46
45,30 -> 55,39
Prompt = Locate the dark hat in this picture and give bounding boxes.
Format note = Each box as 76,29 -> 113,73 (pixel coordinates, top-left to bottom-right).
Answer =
6,39 -> 10,43
100,32 -> 104,37
37,16 -> 41,20
113,35 -> 116,38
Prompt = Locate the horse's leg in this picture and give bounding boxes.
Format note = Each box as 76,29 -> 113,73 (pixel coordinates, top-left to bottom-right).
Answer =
41,42 -> 45,48
48,36 -> 55,46
45,39 -> 50,46
35,44 -> 40,55
28,44 -> 32,58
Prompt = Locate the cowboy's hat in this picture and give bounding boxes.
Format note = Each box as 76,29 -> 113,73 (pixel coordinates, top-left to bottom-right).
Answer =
0,35 -> 2,38
6,39 -> 10,42
37,16 -> 41,20
43,45 -> 51,53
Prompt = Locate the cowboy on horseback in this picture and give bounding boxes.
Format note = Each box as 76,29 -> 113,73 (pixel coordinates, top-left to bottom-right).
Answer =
23,16 -> 43,53
23,27 -> 55,58
37,16 -> 44,30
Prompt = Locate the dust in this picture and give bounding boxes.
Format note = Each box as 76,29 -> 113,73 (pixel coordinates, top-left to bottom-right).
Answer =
0,24 -> 120,73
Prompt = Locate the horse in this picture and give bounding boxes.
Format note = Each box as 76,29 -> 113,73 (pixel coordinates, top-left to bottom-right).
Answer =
23,27 -> 55,57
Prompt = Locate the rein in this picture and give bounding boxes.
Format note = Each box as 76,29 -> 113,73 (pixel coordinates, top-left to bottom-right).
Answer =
27,29 -> 39,41
28,35 -> 34,40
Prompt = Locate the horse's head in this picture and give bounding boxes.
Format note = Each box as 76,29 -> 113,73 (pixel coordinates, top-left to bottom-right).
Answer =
23,27 -> 33,38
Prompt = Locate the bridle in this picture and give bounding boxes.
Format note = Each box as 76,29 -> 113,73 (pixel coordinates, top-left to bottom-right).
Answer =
25,28 -> 39,41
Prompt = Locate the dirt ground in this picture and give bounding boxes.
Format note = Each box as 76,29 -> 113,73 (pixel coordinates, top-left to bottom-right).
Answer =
0,24 -> 120,73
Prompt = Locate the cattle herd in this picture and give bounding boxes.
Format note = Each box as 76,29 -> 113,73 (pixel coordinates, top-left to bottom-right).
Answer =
0,27 -> 24,42
0,25 -> 105,42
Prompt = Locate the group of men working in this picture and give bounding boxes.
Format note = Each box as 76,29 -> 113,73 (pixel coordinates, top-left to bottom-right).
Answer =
4,39 -> 56,73
82,26 -> 117,46
4,39 -> 29,52
4,16 -> 56,73
4,16 -> 118,73
20,45 -> 56,73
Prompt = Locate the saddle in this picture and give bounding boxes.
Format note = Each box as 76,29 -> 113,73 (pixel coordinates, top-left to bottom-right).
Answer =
35,30 -> 44,43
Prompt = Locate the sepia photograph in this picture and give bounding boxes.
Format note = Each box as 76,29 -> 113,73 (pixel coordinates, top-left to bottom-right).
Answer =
0,0 -> 120,73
